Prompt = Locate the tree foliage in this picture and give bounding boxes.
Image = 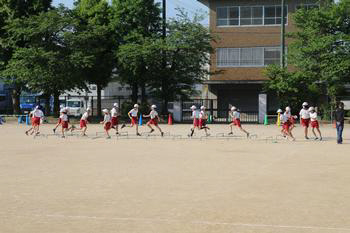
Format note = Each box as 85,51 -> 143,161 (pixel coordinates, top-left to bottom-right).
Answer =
264,0 -> 350,109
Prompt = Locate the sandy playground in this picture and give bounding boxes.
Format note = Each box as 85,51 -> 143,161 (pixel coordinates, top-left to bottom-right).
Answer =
0,122 -> 350,233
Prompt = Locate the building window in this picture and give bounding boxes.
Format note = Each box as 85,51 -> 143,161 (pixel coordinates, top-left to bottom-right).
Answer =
296,4 -> 319,11
217,47 -> 286,67
216,5 -> 287,27
264,5 -> 288,25
217,7 -> 239,26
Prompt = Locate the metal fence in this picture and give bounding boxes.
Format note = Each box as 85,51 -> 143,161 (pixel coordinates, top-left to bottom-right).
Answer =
181,99 -> 259,124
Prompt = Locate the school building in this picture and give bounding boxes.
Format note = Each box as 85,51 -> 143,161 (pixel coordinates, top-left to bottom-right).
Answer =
197,0 -> 319,123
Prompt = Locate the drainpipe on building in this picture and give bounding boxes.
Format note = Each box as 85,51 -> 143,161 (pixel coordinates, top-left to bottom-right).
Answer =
281,0 -> 286,68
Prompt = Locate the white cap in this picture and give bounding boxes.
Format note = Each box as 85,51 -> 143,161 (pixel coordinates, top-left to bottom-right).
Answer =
200,106 -> 205,110
151,104 -> 157,109
102,109 -> 109,113
277,109 -> 283,113
35,105 -> 39,109
231,106 -> 237,111
86,108 -> 91,111
190,105 -> 196,110
134,104 -> 139,108
60,109 -> 65,113
285,106 -> 291,112
302,102 -> 308,106
308,106 -> 315,111
113,103 -> 118,107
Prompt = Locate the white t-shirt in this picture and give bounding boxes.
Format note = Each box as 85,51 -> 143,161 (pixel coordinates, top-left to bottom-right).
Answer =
299,109 -> 310,119
32,109 -> 44,118
310,112 -> 318,121
110,107 -> 119,117
60,114 -> 68,122
280,113 -> 289,123
104,114 -> 111,122
192,110 -> 199,119
129,109 -> 138,117
199,110 -> 204,119
81,112 -> 89,121
150,110 -> 158,119
231,111 -> 240,120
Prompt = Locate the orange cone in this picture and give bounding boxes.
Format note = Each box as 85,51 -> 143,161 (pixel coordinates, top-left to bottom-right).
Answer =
168,114 -> 173,125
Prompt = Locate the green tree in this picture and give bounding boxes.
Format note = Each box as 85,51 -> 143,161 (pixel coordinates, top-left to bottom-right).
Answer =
111,0 -> 162,104
1,6 -> 87,116
72,0 -> 116,117
264,0 -> 350,110
148,11 -> 213,114
0,0 -> 52,114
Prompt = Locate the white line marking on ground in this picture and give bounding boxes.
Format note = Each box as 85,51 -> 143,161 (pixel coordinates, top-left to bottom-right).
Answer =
2,212 -> 350,231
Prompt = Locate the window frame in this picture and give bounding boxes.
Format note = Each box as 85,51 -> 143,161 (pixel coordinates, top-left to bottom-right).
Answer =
216,5 -> 288,28
216,46 -> 287,68
295,3 -> 320,11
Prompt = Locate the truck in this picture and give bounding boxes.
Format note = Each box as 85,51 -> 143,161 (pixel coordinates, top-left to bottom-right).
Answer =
63,98 -> 86,117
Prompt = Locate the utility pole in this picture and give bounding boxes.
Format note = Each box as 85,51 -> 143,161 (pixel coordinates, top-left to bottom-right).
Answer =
161,0 -> 167,114
162,0 -> 166,39
281,0 -> 286,68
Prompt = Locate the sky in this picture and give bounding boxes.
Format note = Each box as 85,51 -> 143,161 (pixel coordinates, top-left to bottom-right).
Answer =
52,0 -> 209,25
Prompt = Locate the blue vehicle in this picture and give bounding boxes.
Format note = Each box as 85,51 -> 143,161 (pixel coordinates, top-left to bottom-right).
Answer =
20,95 -> 53,113
0,83 -> 12,114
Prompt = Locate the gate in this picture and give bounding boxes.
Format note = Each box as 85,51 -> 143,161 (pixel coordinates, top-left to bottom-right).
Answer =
181,99 -> 259,124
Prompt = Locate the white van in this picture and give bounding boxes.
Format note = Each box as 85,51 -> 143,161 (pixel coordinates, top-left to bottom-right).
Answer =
66,99 -> 85,117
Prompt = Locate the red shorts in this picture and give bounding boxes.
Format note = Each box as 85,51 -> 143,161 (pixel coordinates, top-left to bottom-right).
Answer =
80,119 -> 87,128
311,120 -> 319,129
301,118 -> 310,127
199,119 -> 206,128
289,117 -> 295,125
131,117 -> 138,125
32,117 -> 41,126
148,118 -> 158,126
104,122 -> 112,130
111,117 -> 119,126
283,122 -> 290,131
62,121 -> 68,129
233,119 -> 241,127
193,118 -> 199,127
57,118 -> 62,124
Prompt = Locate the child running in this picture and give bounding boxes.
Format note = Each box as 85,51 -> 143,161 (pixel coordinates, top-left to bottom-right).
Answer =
188,105 -> 200,137
309,106 -> 322,140
143,105 -> 164,136
121,104 -> 141,136
53,107 -> 65,134
199,106 -> 210,136
100,109 -> 112,139
299,102 -> 311,139
110,103 -> 120,135
281,107 -> 295,141
59,108 -> 73,138
25,106 -> 44,136
78,108 -> 90,136
277,109 -> 285,136
228,106 -> 249,138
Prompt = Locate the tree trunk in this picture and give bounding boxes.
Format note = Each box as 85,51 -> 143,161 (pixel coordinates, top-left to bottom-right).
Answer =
141,83 -> 147,104
11,86 -> 21,115
162,98 -> 169,116
131,83 -> 138,104
45,96 -> 50,116
97,84 -> 102,117
53,91 -> 60,117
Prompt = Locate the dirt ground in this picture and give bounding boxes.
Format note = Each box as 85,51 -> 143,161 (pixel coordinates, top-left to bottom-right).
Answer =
0,122 -> 349,233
